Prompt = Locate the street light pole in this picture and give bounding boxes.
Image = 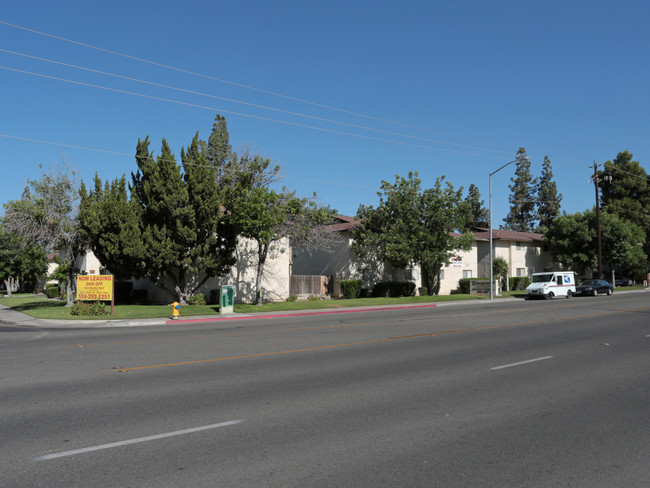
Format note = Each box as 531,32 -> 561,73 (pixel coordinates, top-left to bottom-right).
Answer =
489,159 -> 519,300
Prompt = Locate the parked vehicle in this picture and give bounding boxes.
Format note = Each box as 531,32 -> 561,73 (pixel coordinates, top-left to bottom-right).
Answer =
575,279 -> 614,296
614,277 -> 633,287
526,271 -> 576,299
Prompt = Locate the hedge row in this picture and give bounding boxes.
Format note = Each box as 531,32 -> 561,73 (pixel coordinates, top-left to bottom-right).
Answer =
458,277 -> 531,293
339,280 -> 417,299
372,281 -> 416,297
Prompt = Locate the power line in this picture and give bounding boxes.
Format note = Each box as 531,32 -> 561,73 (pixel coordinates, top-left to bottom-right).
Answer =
0,19 -> 510,150
0,65 -> 512,159
0,48 -> 512,156
606,164 -> 650,182
4,21 -> 646,174
0,133 -> 377,193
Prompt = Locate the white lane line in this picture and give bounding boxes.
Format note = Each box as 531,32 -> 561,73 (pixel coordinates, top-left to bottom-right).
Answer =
34,419 -> 243,461
490,356 -> 554,371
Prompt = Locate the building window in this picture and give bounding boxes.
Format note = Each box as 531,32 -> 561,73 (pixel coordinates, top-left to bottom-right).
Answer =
463,270 -> 472,279
517,268 -> 526,277
440,270 -> 445,280
516,241 -> 524,250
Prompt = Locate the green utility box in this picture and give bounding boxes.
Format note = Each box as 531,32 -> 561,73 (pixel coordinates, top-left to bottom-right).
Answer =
219,285 -> 235,314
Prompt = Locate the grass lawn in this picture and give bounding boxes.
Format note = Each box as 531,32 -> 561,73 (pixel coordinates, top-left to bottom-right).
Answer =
10,286 -> 639,320
235,293 -> 485,313
0,292 -> 500,320
0,296 -> 220,320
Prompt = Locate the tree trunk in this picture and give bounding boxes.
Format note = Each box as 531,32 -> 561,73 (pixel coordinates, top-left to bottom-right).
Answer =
254,243 -> 269,306
3,278 -> 12,298
65,280 -> 74,306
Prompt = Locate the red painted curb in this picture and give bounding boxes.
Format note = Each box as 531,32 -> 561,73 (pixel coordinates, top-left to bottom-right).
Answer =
166,303 -> 437,325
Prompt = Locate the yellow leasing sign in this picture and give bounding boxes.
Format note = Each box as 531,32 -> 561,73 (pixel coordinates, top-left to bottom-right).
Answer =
77,275 -> 114,301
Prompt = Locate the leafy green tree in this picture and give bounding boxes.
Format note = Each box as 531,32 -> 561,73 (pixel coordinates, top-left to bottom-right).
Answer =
493,256 -> 509,291
543,209 -> 646,277
2,165 -> 85,306
503,148 -> 538,232
352,172 -> 473,295
0,226 -> 48,296
225,153 -> 332,305
464,183 -> 489,229
535,156 -> 562,234
599,150 -> 650,263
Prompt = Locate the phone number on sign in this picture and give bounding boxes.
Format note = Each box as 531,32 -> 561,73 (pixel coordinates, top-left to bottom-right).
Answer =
77,292 -> 112,301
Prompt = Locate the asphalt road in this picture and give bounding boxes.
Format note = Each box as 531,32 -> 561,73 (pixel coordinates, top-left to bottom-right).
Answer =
1,293 -> 649,487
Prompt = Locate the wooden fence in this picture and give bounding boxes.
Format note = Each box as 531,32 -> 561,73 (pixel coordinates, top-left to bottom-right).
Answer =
290,275 -> 330,297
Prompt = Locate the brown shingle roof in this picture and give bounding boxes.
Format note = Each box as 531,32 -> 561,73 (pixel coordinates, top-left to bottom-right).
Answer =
473,229 -> 543,242
326,218 -> 544,242
324,215 -> 361,232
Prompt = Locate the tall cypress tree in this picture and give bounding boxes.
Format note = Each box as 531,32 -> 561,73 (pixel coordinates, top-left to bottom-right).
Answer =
182,132 -> 238,283
78,174 -> 143,281
208,114 -> 232,173
503,148 -> 538,232
536,155 -> 562,234
132,136 -> 238,302
81,123 -> 239,303
465,183 -> 489,229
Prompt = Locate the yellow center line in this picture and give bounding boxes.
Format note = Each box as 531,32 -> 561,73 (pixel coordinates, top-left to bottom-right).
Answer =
59,322 -> 383,349
106,337 -> 401,371
109,305 -> 650,373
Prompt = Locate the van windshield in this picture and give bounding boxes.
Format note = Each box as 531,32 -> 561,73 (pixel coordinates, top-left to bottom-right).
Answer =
532,273 -> 554,283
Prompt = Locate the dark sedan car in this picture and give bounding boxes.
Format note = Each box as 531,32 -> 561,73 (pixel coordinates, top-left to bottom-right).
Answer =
575,279 -> 614,296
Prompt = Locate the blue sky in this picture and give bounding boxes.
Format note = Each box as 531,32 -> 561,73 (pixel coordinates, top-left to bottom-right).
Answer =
1,0 -> 649,227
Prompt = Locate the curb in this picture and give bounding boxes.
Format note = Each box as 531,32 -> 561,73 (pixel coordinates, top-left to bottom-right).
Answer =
167,303 -> 439,325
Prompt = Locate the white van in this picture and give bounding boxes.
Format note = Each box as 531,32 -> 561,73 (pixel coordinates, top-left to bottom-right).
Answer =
526,271 -> 576,299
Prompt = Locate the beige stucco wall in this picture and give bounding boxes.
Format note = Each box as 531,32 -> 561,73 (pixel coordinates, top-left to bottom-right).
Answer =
439,242 -> 478,294
76,249 -> 103,275
231,236 -> 291,303
293,231 -> 424,295
130,236 -> 292,304
478,240 -> 554,280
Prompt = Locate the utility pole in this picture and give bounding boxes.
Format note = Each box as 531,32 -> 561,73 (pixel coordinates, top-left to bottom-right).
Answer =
590,161 -> 612,279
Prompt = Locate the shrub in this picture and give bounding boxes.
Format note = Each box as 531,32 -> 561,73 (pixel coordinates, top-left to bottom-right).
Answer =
70,300 -> 108,316
509,277 -> 530,291
308,295 -> 320,301
418,287 -> 428,296
45,284 -> 60,299
130,289 -> 148,305
285,295 -> 298,302
458,278 -> 472,294
458,278 -> 491,294
372,281 -> 416,297
188,293 -> 206,305
340,279 -> 363,299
